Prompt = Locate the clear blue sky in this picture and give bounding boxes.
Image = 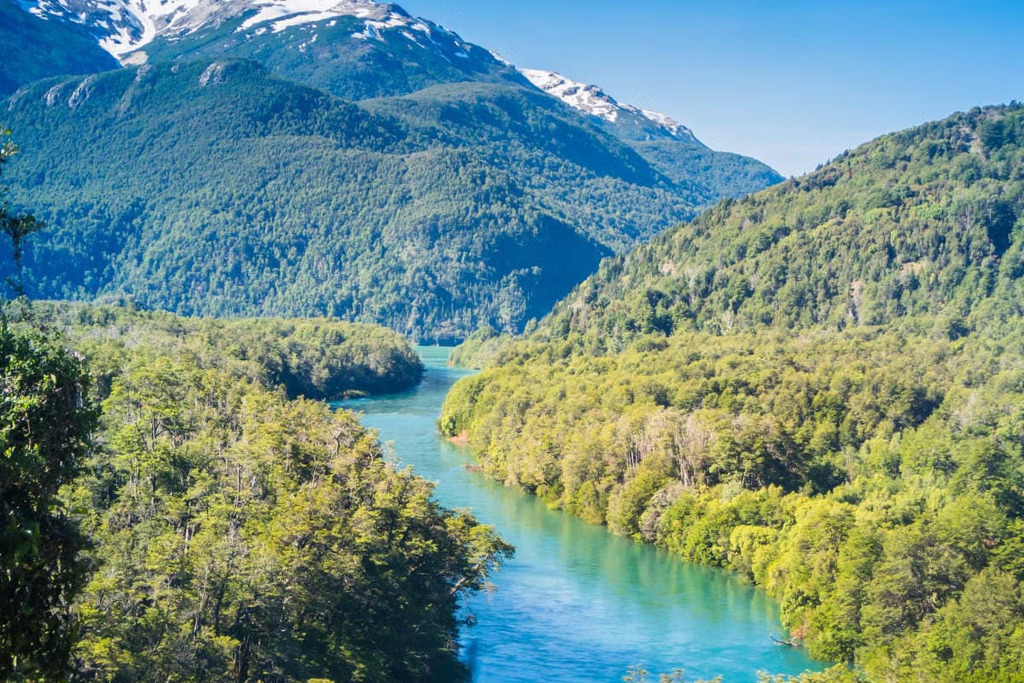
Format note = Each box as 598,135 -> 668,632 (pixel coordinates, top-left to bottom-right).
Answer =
398,0 -> 1023,177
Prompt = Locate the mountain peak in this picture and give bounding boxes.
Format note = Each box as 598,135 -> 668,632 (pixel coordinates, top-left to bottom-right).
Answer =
19,0 -> 420,57
519,68 -> 699,144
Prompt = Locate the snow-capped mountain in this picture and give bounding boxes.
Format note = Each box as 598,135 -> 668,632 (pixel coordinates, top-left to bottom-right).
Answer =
13,0 -> 527,99
16,0 -> 704,146
520,68 -> 701,145
16,0 -> 472,61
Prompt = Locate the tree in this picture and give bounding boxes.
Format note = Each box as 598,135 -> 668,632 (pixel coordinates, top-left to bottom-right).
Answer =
0,327 -> 96,680
0,127 -> 42,296
0,130 -> 95,681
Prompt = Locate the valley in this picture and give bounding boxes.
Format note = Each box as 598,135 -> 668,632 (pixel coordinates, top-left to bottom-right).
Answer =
342,348 -> 825,682
0,0 -> 778,342
1,1 -> 1022,681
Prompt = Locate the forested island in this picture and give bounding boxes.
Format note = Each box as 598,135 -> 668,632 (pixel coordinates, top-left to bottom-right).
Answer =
442,104 -> 1024,681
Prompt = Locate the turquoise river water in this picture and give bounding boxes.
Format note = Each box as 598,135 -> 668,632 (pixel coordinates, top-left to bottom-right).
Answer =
340,348 -> 824,682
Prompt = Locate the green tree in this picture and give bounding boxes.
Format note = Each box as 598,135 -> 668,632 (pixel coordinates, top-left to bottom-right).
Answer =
0,128 -> 42,296
0,327 -> 96,680
1,130 -> 94,681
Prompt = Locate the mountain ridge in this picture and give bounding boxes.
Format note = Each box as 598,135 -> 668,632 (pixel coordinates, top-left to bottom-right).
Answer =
12,0 -> 750,160
18,0 -> 421,57
520,67 -> 700,144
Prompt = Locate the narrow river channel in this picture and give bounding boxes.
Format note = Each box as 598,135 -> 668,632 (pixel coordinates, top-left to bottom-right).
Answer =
340,348 -> 824,682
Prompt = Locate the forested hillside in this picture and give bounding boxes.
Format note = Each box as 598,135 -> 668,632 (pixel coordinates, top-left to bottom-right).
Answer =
441,104 -> 1024,681
0,0 -> 117,96
2,302 -> 510,680
538,103 -> 1024,348
25,302 -> 425,398
1,60 -> 725,342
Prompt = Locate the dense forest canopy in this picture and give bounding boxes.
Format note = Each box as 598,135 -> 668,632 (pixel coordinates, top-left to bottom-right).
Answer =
26,302 -> 426,399
63,307 -> 511,681
442,104 -> 1024,681
0,300 -> 512,681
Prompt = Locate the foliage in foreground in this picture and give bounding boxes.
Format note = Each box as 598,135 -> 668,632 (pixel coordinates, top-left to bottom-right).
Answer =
441,104 -> 1024,681
36,307 -> 510,681
71,352 -> 510,681
0,326 -> 96,681
0,307 -> 505,681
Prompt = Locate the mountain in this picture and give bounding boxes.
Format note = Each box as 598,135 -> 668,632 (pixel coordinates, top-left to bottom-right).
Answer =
0,60 -> 675,341
14,0 -> 532,99
2,0 -> 782,341
15,0 -> 781,206
10,0 -> 778,197
519,68 -> 781,201
534,104 -> 1024,346
440,104 -> 1024,680
519,68 -> 700,144
0,0 -> 118,95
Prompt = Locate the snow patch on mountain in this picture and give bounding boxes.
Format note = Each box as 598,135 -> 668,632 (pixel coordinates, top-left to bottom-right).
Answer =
520,67 -> 697,143
17,0 -> 440,58
239,0 -> 399,33
520,69 -> 620,121
638,108 -> 694,139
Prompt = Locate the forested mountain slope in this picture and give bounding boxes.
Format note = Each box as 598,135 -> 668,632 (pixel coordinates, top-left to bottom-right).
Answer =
0,0 -> 118,95
538,103 -> 1024,349
0,61 -> 678,341
520,67 -> 782,201
441,104 -> 1024,681
2,0 -> 781,341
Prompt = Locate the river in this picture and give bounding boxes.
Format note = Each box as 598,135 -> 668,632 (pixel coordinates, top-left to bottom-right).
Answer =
340,348 -> 824,682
